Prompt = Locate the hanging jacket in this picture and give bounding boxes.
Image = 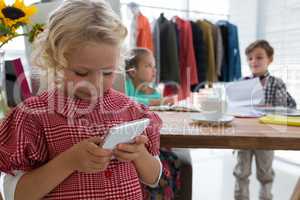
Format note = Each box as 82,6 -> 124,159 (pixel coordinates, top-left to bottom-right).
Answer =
136,13 -> 154,52
157,14 -> 180,84
175,16 -> 199,99
152,19 -> 161,83
217,20 -> 241,82
206,21 -> 224,77
196,20 -> 217,83
190,21 -> 206,87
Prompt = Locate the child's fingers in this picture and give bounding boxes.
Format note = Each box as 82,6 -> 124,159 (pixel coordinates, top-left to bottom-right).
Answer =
90,156 -> 111,165
86,136 -> 103,145
86,143 -> 113,157
87,161 -> 110,172
134,135 -> 148,144
116,143 -> 137,153
115,135 -> 147,152
87,154 -> 112,163
114,149 -> 138,161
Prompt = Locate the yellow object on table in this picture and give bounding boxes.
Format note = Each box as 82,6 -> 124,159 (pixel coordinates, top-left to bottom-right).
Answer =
259,115 -> 300,127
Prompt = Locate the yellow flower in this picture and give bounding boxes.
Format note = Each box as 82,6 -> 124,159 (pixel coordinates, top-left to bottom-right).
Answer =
0,0 -> 6,10
0,25 -> 16,42
0,0 -> 37,27
0,34 -> 9,43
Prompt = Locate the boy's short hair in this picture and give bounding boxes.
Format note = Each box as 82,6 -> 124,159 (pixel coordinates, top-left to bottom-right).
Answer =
245,40 -> 274,58
125,48 -> 152,72
32,0 -> 127,71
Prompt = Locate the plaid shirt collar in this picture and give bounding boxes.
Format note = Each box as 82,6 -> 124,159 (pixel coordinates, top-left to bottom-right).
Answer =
251,71 -> 270,80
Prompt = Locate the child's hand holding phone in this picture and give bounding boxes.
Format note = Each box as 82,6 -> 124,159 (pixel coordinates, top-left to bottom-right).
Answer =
101,118 -> 150,161
64,137 -> 113,173
113,135 -> 149,162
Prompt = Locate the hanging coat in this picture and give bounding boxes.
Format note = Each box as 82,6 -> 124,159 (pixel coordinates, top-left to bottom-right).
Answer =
136,13 -> 154,52
175,16 -> 199,99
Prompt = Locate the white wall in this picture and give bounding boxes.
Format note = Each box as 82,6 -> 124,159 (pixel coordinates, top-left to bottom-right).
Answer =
257,0 -> 300,107
229,0 -> 258,76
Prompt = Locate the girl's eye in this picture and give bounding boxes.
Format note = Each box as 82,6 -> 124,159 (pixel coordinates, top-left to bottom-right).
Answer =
102,70 -> 114,76
103,71 -> 113,76
74,71 -> 88,77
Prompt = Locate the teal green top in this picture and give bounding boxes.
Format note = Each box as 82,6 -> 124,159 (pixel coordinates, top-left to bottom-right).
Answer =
125,78 -> 161,105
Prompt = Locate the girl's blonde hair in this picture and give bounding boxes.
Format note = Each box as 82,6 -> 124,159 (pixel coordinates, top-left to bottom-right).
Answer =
32,0 -> 127,71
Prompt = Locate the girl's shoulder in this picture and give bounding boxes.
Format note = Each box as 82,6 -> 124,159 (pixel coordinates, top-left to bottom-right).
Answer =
15,90 -> 54,114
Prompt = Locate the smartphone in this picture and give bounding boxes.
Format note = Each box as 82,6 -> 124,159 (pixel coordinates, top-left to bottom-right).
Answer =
102,118 -> 150,149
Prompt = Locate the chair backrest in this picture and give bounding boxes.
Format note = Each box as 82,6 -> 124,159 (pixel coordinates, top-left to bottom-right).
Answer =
4,59 -> 32,106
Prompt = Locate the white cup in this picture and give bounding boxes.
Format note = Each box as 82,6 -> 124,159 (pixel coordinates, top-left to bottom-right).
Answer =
200,96 -> 227,120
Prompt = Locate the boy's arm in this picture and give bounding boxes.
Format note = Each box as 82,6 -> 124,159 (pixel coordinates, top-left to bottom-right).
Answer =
275,80 -> 297,108
286,92 -> 297,108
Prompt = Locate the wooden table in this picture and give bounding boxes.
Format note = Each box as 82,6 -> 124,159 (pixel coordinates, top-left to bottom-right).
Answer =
157,112 -> 300,150
158,111 -> 300,199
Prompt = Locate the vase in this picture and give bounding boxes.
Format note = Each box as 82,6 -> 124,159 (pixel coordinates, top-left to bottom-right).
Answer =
0,49 -> 9,118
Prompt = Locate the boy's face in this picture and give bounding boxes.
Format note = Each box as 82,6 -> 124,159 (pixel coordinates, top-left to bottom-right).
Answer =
64,42 -> 120,100
134,53 -> 156,83
247,47 -> 273,76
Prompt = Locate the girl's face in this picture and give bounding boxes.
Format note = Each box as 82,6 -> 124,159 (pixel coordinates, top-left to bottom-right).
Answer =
134,53 -> 156,83
247,47 -> 273,77
64,42 -> 120,100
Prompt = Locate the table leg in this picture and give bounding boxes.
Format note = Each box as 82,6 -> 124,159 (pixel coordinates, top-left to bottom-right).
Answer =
291,178 -> 300,200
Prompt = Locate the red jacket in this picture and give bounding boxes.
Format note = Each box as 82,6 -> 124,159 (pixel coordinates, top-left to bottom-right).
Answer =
176,17 -> 199,99
136,13 -> 153,52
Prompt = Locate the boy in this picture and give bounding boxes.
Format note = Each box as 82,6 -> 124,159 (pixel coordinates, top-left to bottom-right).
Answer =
233,40 -> 296,200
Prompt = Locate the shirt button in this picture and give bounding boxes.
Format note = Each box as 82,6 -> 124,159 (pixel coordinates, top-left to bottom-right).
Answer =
105,170 -> 112,178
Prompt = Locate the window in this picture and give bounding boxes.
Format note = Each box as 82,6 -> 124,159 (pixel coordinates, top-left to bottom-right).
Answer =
257,0 -> 300,107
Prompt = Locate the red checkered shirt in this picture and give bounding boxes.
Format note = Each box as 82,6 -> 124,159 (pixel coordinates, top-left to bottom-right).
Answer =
0,88 -> 162,199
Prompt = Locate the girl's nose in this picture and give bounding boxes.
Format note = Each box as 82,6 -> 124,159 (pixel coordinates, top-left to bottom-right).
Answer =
90,72 -> 103,87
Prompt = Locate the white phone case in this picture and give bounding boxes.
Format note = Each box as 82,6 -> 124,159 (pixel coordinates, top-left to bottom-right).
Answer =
102,118 -> 150,149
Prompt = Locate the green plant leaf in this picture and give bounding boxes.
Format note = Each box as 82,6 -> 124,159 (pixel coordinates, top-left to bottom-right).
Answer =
0,23 -> 11,35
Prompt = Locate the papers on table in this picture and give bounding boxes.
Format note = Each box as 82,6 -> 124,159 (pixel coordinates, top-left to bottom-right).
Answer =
149,100 -> 201,112
224,78 -> 300,117
225,78 -> 264,107
255,106 -> 300,117
225,78 -> 264,117
227,105 -> 265,118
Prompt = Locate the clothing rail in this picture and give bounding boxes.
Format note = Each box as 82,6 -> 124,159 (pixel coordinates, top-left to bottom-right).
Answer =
122,3 -> 230,18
